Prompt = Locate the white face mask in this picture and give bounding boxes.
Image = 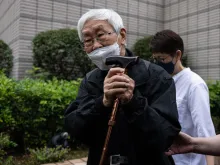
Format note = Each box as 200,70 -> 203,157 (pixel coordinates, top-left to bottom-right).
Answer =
87,42 -> 120,70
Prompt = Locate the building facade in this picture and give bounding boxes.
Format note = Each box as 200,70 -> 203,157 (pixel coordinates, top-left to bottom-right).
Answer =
0,0 -> 220,81
164,0 -> 220,81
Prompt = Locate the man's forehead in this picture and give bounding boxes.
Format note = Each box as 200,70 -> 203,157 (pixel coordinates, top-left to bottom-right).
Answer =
82,25 -> 104,34
82,20 -> 113,34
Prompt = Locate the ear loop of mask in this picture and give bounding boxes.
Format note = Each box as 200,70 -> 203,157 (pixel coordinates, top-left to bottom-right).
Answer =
172,51 -> 179,66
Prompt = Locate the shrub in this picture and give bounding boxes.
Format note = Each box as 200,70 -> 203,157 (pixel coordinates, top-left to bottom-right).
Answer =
12,155 -> 38,165
0,40 -> 13,77
11,147 -> 87,165
26,67 -> 50,80
132,36 -> 153,60
0,133 -> 17,165
208,81 -> 220,117
0,71 -> 16,131
212,116 -> 220,134
0,72 -> 81,151
32,28 -> 94,80
208,81 -> 220,133
29,146 -> 70,164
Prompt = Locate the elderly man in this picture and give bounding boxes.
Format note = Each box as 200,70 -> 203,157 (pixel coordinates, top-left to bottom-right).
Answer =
64,9 -> 181,165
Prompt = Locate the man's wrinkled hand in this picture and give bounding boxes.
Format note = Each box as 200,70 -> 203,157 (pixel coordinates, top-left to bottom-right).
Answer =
116,74 -> 135,104
103,67 -> 133,107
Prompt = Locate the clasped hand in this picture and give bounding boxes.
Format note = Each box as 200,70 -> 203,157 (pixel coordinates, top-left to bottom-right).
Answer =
103,67 -> 135,107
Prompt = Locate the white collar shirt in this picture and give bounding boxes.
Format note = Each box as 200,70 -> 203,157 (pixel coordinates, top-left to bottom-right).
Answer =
172,68 -> 216,165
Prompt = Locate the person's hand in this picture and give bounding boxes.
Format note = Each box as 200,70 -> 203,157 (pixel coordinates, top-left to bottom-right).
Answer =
116,74 -> 135,104
103,68 -> 134,107
165,132 -> 194,156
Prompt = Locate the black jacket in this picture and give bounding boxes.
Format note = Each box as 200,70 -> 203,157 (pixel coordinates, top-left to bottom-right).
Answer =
64,50 -> 181,165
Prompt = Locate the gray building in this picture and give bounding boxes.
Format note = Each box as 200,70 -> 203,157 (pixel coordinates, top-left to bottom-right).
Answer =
164,0 -> 220,81
0,0 -> 219,81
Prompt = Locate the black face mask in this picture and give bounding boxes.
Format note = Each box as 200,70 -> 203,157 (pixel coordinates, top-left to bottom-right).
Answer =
157,61 -> 175,74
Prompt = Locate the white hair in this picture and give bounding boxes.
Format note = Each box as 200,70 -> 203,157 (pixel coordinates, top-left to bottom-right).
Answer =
77,9 -> 124,41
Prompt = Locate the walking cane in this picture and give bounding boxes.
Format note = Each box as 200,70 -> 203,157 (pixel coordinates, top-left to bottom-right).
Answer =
99,56 -> 139,165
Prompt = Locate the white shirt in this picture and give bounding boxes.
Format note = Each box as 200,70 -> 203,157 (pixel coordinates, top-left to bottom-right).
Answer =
172,68 -> 216,165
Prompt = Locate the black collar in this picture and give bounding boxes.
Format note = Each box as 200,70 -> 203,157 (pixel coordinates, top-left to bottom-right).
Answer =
87,49 -> 150,88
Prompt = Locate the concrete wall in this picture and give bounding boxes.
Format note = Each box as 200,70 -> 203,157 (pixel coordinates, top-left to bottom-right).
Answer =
164,0 -> 220,81
0,0 -> 164,79
0,0 -> 21,79
2,0 -> 220,81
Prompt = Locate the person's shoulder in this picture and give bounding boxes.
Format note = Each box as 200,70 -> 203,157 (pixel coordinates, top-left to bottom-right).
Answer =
148,61 -> 172,79
187,69 -> 207,85
185,68 -> 208,90
85,68 -> 99,80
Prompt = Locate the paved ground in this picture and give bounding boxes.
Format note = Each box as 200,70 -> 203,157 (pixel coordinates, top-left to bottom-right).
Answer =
216,156 -> 220,165
41,157 -> 87,165
42,156 -> 220,165
41,156 -> 220,165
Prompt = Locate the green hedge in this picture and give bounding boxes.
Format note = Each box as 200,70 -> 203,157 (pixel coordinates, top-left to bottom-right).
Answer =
1,68 -> 220,151
209,81 -> 220,117
132,36 -> 153,60
32,28 -> 94,80
208,81 -> 220,133
0,72 -> 81,151
0,40 -> 13,77
0,133 -> 17,164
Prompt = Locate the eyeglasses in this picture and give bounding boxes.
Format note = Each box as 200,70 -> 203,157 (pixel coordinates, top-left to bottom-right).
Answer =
149,55 -> 170,63
82,31 -> 116,48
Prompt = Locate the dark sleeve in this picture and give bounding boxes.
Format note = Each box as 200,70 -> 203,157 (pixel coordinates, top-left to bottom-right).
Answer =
64,77 -> 111,145
122,65 -> 181,152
